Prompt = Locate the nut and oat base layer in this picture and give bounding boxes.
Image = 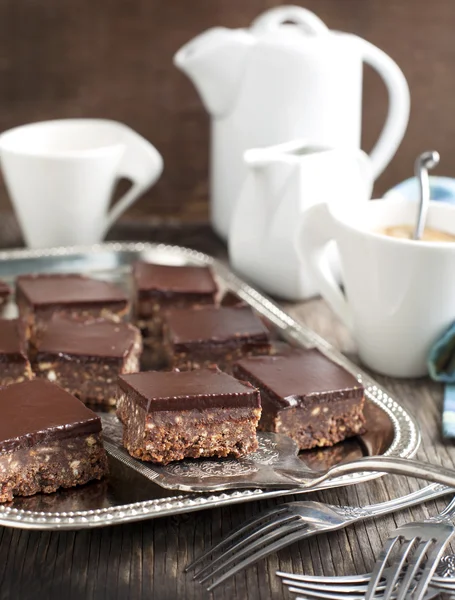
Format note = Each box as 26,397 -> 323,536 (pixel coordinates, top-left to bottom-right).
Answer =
33,339 -> 142,406
0,432 -> 108,503
117,392 -> 261,464
166,343 -> 273,374
262,398 -> 366,450
0,361 -> 34,387
17,297 -> 129,339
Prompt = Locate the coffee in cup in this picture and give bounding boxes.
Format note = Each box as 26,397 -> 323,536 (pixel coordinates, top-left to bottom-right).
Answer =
378,224 -> 455,242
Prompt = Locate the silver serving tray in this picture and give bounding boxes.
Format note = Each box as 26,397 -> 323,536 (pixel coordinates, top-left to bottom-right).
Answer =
0,242 -> 420,530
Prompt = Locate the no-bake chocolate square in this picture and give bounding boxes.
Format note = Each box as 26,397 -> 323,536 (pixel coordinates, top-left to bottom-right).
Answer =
133,262 -> 218,337
233,350 -> 366,450
117,368 -> 261,464
0,319 -> 33,386
31,317 -> 142,405
0,379 -> 108,502
16,273 -> 129,337
0,280 -> 11,310
163,306 -> 272,371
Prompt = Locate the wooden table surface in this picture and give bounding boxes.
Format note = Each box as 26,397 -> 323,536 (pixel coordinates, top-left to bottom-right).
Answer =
0,222 -> 452,600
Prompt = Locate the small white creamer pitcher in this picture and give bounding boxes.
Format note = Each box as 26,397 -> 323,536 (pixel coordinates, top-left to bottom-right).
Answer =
228,140 -> 373,301
0,119 -> 163,248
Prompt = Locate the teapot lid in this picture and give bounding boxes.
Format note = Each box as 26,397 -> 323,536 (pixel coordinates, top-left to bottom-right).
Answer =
250,6 -> 329,37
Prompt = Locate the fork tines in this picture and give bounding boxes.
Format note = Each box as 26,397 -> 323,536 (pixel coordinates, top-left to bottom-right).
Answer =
185,502 -> 310,591
278,568 -> 455,600
365,521 -> 455,600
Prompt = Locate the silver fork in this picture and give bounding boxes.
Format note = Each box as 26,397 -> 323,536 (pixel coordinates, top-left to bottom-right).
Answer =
278,559 -> 455,599
277,500 -> 455,600
282,581 -> 454,599
364,496 -> 455,600
278,562 -> 455,600
280,577 -> 454,600
276,554 -> 455,591
185,483 -> 452,591
283,585 -> 452,600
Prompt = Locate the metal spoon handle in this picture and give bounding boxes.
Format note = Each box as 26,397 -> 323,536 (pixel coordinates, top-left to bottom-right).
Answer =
278,455 -> 455,489
413,150 -> 440,240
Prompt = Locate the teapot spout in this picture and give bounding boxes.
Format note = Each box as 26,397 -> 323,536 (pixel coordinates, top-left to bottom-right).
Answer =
244,139 -> 312,167
244,147 -> 275,168
174,28 -> 253,118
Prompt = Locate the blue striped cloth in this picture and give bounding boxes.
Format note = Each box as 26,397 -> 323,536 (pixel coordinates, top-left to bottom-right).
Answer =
428,322 -> 455,438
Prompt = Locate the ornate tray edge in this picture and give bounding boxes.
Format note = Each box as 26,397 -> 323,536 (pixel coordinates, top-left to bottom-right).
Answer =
0,242 -> 421,529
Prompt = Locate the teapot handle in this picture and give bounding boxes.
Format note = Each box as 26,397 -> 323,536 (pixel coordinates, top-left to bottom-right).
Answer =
353,149 -> 374,199
360,38 -> 410,179
251,6 -> 329,35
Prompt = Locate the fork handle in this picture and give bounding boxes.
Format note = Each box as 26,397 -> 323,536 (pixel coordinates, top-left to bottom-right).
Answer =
357,483 -> 454,518
279,456 -> 455,489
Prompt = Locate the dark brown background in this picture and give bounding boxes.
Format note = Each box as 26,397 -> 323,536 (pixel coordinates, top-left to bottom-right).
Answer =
0,0 -> 452,231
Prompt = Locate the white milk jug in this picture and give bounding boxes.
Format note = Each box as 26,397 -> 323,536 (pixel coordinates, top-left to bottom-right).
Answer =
174,5 -> 409,240
229,140 -> 373,301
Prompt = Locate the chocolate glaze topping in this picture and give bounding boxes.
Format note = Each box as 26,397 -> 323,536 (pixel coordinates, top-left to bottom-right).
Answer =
166,306 -> 270,344
0,319 -> 28,359
119,368 -> 261,411
234,350 -> 364,409
133,262 -> 217,295
0,379 -> 101,453
220,291 -> 247,307
0,279 -> 11,298
35,317 -> 139,359
16,274 -> 128,306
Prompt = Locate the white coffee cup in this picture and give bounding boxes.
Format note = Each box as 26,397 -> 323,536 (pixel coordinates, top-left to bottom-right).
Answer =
296,198 -> 455,378
0,119 -> 163,248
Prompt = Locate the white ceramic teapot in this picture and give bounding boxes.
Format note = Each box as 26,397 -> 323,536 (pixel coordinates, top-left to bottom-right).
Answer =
228,140 -> 373,301
174,5 -> 410,240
